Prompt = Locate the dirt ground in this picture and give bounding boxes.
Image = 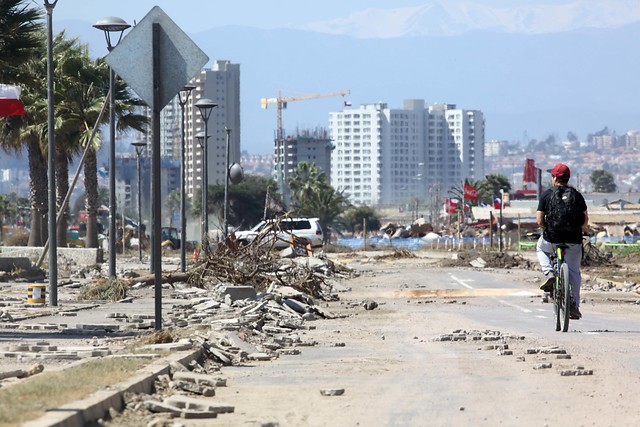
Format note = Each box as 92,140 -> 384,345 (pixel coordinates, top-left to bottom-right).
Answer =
3,246 -> 640,426
91,249 -> 640,427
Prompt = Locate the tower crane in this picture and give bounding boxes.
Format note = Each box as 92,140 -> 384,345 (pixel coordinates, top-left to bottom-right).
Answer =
261,89 -> 351,206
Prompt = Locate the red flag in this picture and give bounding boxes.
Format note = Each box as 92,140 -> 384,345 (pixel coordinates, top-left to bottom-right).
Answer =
523,158 -> 537,183
0,84 -> 24,117
343,101 -> 352,107
463,182 -> 479,200
445,198 -> 458,214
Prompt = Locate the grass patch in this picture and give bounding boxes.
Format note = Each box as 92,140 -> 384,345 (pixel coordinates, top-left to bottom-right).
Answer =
0,357 -> 149,426
77,278 -> 127,302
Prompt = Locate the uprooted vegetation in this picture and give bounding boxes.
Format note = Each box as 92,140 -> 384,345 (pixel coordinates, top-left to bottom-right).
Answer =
187,231 -> 356,300
77,277 -> 128,302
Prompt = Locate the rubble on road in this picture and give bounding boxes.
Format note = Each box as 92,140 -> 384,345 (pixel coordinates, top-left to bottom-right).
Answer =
188,240 -> 356,299
440,251 -> 534,269
374,248 -> 417,259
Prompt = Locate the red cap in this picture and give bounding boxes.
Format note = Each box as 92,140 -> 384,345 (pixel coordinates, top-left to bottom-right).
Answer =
547,163 -> 570,179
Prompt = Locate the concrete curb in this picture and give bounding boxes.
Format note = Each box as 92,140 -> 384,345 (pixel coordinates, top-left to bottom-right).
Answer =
22,348 -> 202,427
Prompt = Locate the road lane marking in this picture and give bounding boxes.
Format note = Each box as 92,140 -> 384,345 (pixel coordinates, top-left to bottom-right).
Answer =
494,298 -> 533,313
449,274 -> 474,289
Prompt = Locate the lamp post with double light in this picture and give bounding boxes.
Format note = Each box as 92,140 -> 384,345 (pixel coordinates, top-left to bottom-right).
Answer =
177,84 -> 195,272
194,99 -> 217,248
93,16 -> 131,278
131,142 -> 146,262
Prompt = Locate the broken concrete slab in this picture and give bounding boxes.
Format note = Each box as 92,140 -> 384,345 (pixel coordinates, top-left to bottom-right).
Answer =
164,395 -> 234,414
219,285 -> 257,302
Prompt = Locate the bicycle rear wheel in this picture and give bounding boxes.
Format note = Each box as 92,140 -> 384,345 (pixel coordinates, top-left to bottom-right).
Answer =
559,263 -> 571,332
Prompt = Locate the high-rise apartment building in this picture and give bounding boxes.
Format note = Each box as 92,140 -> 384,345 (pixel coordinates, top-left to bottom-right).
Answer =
184,60 -> 241,201
128,60 -> 241,238
329,99 -> 484,207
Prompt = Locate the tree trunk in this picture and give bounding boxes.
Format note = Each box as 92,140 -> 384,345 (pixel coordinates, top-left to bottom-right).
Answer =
84,146 -> 99,248
55,144 -> 69,247
26,135 -> 47,247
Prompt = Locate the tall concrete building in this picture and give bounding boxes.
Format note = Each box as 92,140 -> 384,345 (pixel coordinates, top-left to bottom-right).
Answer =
184,60 -> 241,202
135,99 -> 180,160
329,99 -> 484,207
280,128 -> 333,187
129,60 -> 241,239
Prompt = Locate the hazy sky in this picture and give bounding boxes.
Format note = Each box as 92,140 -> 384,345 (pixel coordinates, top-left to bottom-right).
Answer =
39,0 -> 633,154
49,0 -> 565,33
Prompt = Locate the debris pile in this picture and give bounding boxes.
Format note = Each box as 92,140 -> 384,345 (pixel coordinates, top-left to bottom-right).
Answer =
440,251 -> 533,269
374,248 -> 417,260
189,241 -> 356,299
106,357 -> 234,423
582,242 -> 616,267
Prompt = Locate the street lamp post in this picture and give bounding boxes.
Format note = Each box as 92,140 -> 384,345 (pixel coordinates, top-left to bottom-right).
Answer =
499,189 -> 504,252
177,84 -> 195,272
195,131 -> 208,251
132,142 -> 146,262
194,99 -> 217,248
94,16 -> 131,279
44,0 -> 58,306
223,127 -> 231,237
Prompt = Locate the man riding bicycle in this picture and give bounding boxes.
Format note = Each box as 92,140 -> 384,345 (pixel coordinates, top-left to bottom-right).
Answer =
536,163 -> 589,320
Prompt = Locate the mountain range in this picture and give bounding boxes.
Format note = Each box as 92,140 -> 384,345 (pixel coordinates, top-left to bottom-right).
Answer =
301,0 -> 640,37
55,1 -> 640,154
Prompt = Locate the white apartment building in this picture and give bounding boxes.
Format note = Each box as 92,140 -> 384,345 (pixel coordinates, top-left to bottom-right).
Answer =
329,99 -> 484,207
184,60 -> 241,200
136,99 -> 180,160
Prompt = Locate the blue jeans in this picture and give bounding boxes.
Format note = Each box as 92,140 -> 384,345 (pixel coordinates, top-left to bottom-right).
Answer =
536,236 -> 582,308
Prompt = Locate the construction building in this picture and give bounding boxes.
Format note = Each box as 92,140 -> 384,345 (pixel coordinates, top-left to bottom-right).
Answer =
328,99 -> 485,207
280,127 -> 333,183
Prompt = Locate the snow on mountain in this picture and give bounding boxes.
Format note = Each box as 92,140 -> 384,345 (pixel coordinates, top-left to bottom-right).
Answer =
301,0 -> 640,38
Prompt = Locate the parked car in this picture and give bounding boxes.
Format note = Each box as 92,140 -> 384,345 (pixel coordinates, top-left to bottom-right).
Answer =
234,217 -> 323,249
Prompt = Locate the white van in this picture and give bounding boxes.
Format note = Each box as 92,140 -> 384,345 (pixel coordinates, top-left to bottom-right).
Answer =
234,217 -> 323,248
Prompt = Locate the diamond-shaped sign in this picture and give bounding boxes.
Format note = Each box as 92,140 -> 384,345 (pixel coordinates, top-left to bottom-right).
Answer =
105,6 -> 208,110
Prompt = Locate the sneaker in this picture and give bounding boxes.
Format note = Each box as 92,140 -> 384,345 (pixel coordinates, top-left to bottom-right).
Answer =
570,305 -> 582,320
540,275 -> 554,292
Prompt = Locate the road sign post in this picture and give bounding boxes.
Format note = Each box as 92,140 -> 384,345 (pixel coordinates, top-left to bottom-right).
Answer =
105,6 -> 208,330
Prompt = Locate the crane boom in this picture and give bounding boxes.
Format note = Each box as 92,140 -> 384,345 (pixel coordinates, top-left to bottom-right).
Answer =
262,89 -> 351,207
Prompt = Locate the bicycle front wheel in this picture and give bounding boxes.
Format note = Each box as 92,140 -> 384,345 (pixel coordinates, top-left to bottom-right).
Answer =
559,263 -> 571,332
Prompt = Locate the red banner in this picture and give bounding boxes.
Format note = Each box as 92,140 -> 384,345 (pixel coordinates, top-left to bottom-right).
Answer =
463,182 -> 479,200
445,198 -> 458,214
523,158 -> 537,183
0,84 -> 24,117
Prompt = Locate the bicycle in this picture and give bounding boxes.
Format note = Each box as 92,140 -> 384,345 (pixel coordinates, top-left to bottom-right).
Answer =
551,243 -> 572,332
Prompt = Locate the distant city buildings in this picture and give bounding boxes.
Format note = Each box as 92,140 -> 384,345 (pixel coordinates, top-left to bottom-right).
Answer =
329,99 -> 485,207
126,60 -> 241,236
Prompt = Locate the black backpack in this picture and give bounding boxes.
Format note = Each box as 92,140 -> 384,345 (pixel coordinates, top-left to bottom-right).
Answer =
545,186 -> 584,234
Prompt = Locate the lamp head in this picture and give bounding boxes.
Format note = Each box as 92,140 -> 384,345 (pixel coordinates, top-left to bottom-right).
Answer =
93,16 -> 130,50
195,98 -> 218,120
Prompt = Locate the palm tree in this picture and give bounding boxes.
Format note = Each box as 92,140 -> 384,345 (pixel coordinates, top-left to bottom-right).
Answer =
295,185 -> 350,244
50,41 -> 147,248
0,0 -> 43,85
288,162 -> 327,210
0,0 -> 46,245
479,174 -> 512,205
